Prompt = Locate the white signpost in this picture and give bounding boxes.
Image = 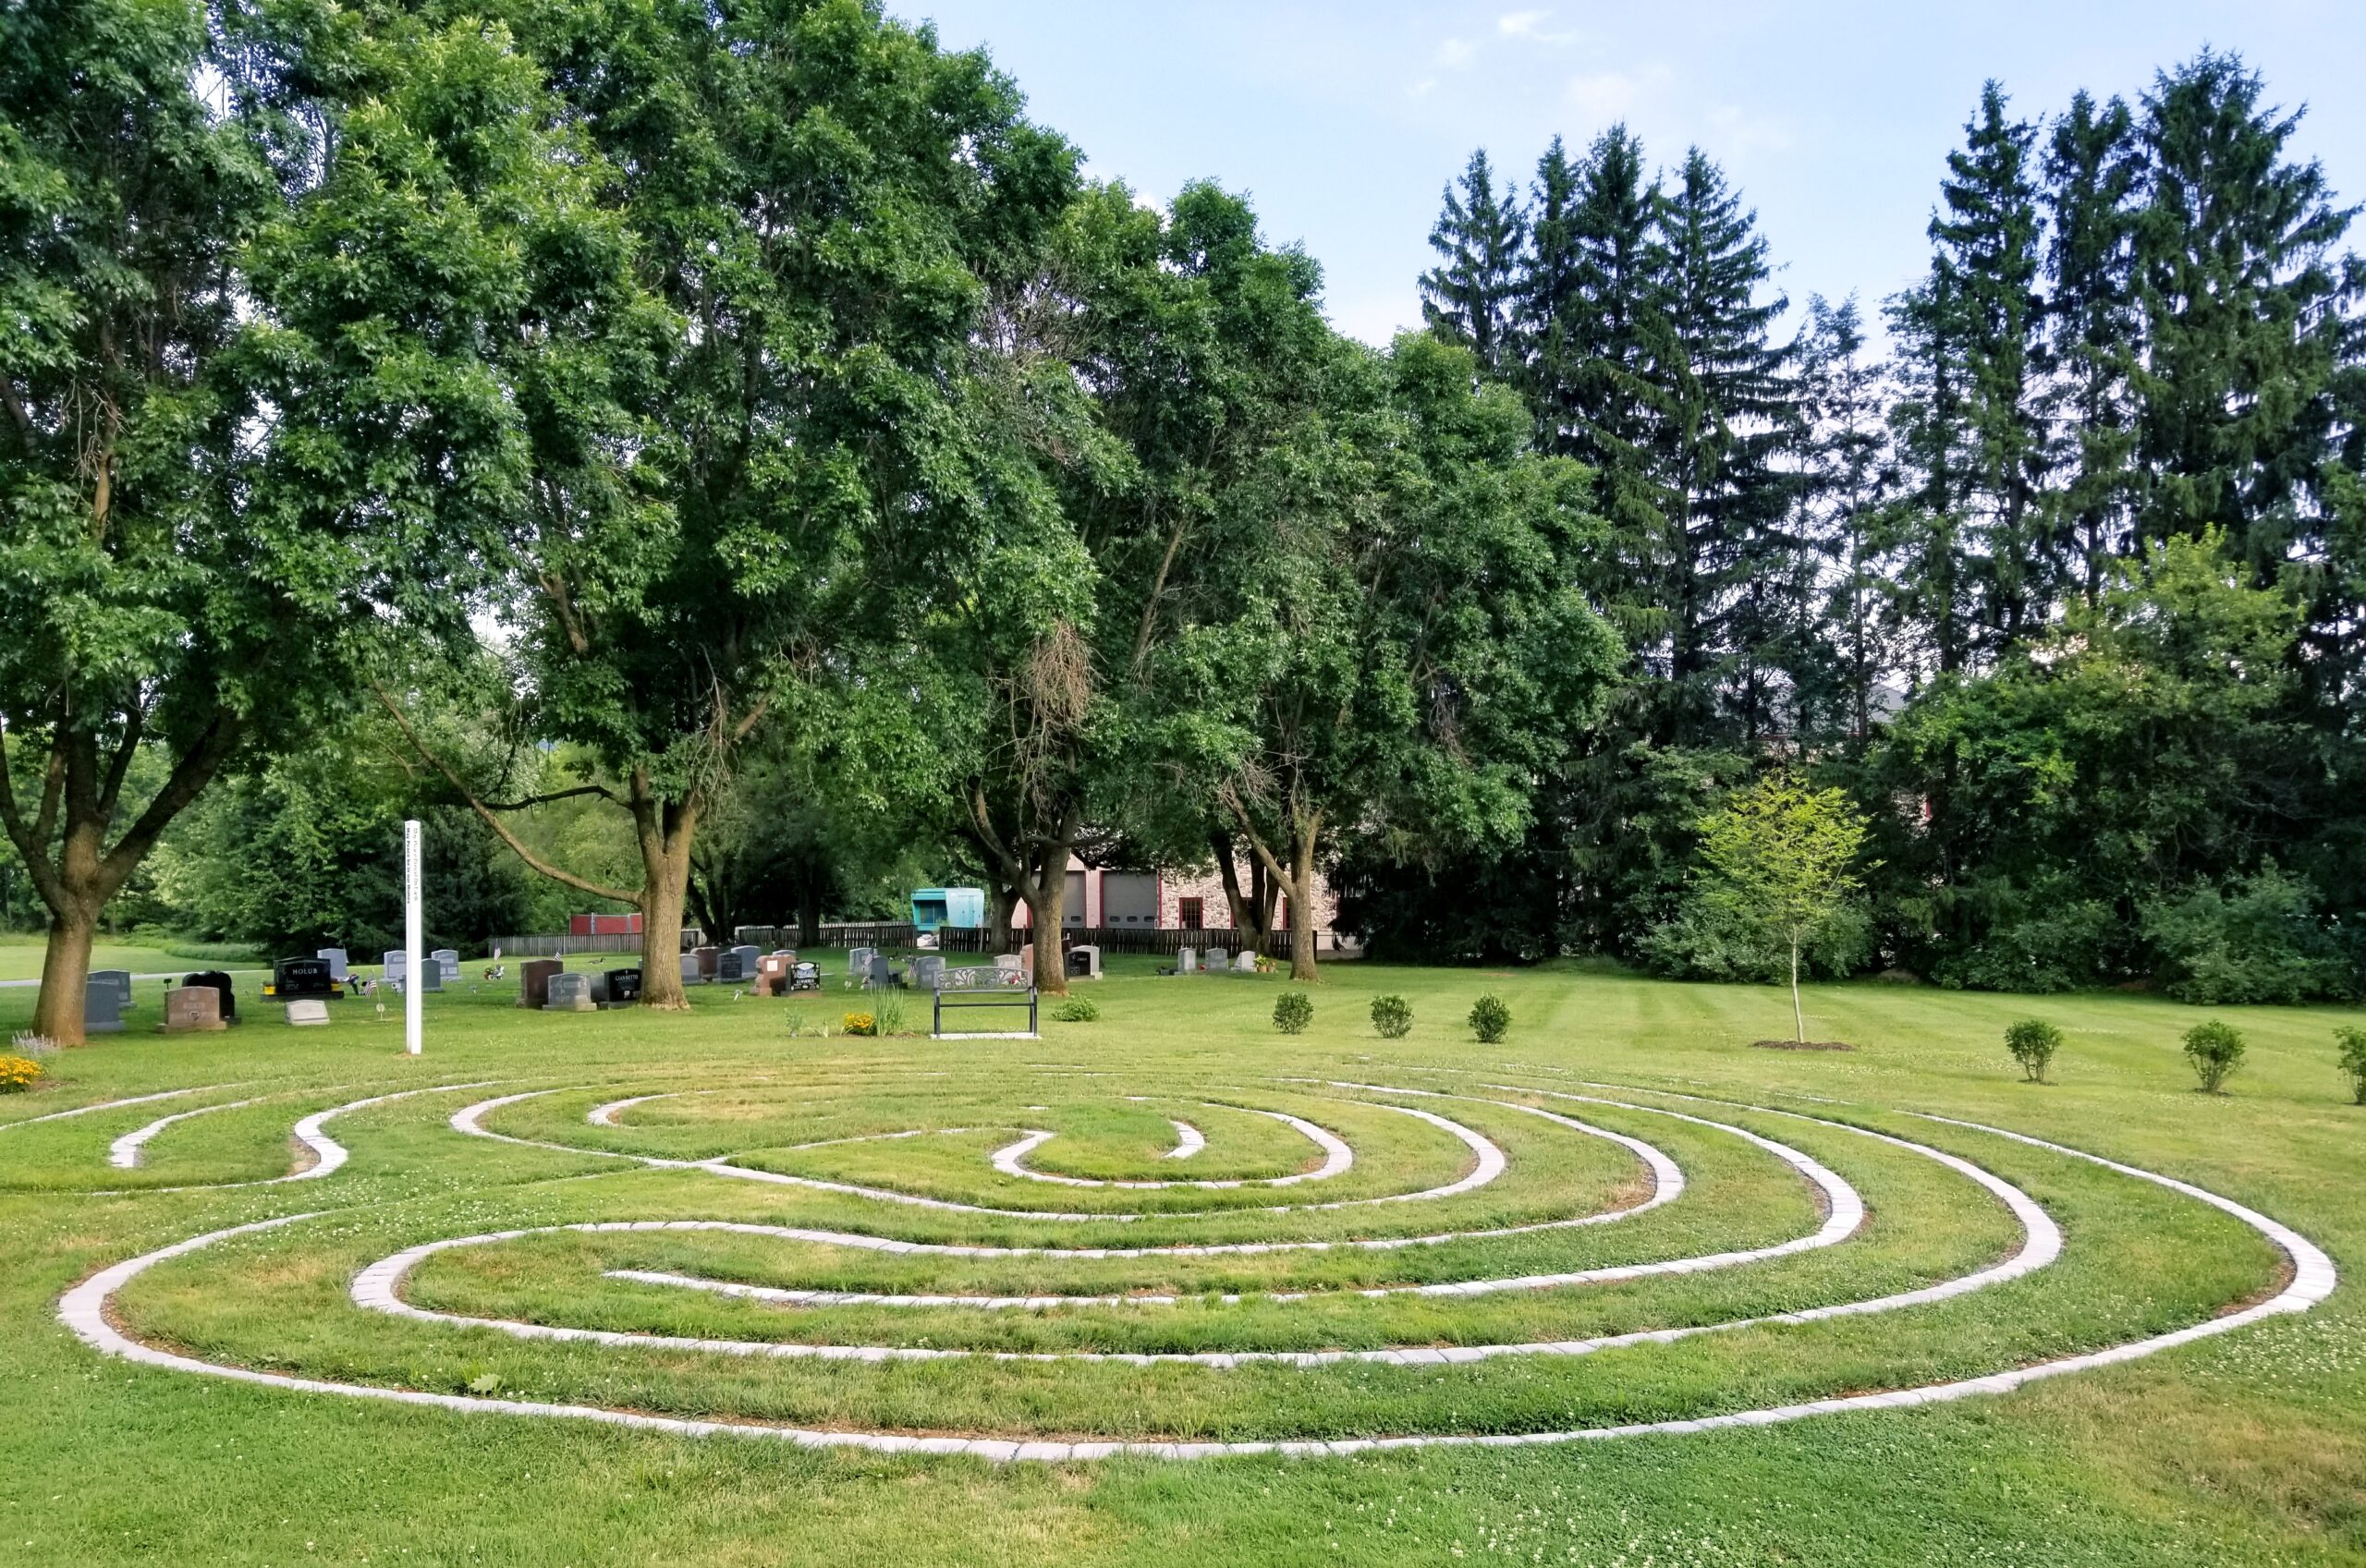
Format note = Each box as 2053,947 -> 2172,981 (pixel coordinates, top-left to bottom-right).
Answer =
404,819 -> 423,1057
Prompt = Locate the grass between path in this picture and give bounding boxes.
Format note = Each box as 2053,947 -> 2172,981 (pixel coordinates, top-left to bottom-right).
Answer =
0,956 -> 2360,1565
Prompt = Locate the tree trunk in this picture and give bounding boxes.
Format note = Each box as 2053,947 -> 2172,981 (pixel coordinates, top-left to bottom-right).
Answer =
30,900 -> 98,1044
798,883 -> 823,949
1285,828 -> 1319,983
1213,833 -> 1270,958
1025,852 -> 1068,996
632,792 -> 699,1011
1790,939 -> 1805,1043
983,882 -> 1016,955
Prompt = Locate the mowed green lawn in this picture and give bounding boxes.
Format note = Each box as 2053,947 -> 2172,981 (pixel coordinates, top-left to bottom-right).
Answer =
1,954 -> 2360,1567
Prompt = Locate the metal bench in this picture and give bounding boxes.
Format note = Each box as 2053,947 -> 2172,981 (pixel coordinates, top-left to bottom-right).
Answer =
932,986 -> 1040,1039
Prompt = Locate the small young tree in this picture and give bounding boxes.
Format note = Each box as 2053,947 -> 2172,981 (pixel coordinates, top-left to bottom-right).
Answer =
2005,1018 -> 2064,1083
2182,1020 -> 2248,1094
1693,777 -> 1872,1044
1469,994 -> 1512,1044
2335,1026 -> 2366,1106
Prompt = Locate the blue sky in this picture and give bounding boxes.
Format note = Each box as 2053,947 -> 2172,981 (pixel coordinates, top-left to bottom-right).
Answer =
906,2 -> 2365,346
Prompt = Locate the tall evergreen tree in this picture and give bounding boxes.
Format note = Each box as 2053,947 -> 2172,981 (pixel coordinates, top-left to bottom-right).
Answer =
2042,90 -> 2144,603
2127,51 -> 2365,605
1797,295 -> 1895,746
1930,83 -> 2052,650
1419,149 -> 1526,379
1649,148 -> 1797,742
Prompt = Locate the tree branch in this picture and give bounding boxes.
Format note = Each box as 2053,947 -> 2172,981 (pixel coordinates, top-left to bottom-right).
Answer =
0,723 -> 68,910
96,699 -> 147,823
97,710 -> 240,891
371,682 -> 640,906
479,784 -> 623,812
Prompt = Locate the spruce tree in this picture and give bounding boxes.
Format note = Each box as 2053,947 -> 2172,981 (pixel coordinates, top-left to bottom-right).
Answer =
2128,51 -> 2364,595
2042,91 -> 2143,603
1419,149 -> 1527,379
1929,83 -> 2052,651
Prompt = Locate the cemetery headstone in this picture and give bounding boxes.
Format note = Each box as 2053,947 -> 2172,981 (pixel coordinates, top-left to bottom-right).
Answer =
1206,945 -> 1228,970
678,953 -> 703,986
518,959 -> 563,1009
414,958 -> 442,993
287,999 -> 331,1027
544,972 -> 597,1013
1019,945 -> 1035,983
272,957 -> 338,1002
1234,950 -> 1258,972
182,971 -> 237,1023
383,950 -> 409,986
994,953 -> 1025,976
1177,946 -> 1197,974
316,948 -> 351,982
165,984 -> 226,1033
90,968 -> 134,1014
584,968 -> 612,1005
721,944 -> 760,983
757,953 -> 794,997
609,968 -> 643,1004
431,949 -> 460,983
693,946 -> 721,979
847,946 -> 877,981
83,979 -> 126,1036
911,954 -> 945,991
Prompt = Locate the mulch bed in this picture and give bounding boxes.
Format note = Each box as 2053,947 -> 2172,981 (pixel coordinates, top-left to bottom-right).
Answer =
1750,1039 -> 1857,1051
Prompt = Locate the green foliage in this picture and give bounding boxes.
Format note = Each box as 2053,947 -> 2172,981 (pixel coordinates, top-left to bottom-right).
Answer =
1468,994 -> 1511,1044
1272,991 -> 1314,1035
2336,1027 -> 2366,1107
2182,1020 -> 2248,1094
2140,865 -> 2355,1005
1052,997 -> 1100,1024
1370,994 -> 1413,1039
2004,1019 -> 2065,1083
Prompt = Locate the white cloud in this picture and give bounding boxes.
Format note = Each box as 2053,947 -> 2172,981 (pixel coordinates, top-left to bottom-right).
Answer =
1499,10 -> 1579,44
1707,103 -> 1796,154
1565,65 -> 1671,123
1436,36 -> 1480,68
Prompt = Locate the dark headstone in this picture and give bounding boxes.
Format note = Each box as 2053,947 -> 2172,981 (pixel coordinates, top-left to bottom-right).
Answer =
414,958 -> 442,993
182,971 -> 238,1023
584,968 -> 612,1005
608,967 -> 643,1004
271,957 -> 337,1002
518,958 -> 563,1009
693,945 -> 720,978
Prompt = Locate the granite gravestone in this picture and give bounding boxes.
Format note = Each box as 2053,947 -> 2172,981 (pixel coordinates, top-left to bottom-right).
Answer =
608,967 -> 643,1003
518,959 -> 563,1009
383,950 -> 409,986
165,984 -> 225,1032
287,999 -> 331,1027
584,968 -> 612,1005
911,954 -> 945,991
413,958 -> 442,993
83,978 -> 126,1036
316,948 -> 351,982
1176,946 -> 1197,974
1233,950 -> 1258,972
678,953 -> 703,986
90,969 -> 135,1015
182,971 -> 237,1023
431,949 -> 460,984
544,972 -> 597,1013
272,957 -> 338,1002
692,946 -> 721,979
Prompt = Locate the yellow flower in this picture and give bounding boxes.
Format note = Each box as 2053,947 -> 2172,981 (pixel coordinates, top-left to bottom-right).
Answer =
0,1055 -> 43,1093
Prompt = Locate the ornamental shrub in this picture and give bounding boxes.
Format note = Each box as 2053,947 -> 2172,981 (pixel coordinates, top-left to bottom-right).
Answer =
843,1012 -> 877,1037
1273,991 -> 1313,1035
2336,1027 -> 2366,1106
1370,994 -> 1412,1039
0,1055 -> 42,1093
1053,997 -> 1100,1023
2004,1018 -> 2063,1083
1469,994 -> 1511,1044
2182,1019 -> 2247,1094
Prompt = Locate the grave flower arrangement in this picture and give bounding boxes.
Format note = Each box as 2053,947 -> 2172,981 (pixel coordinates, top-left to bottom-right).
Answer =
0,1054 -> 43,1093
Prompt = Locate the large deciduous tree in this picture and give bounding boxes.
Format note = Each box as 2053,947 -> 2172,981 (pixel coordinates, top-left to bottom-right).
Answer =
0,2 -> 519,1040
374,0 -> 1080,1007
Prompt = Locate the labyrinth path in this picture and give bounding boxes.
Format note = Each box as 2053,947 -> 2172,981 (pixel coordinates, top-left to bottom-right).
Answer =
9,1064 -> 2332,1462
